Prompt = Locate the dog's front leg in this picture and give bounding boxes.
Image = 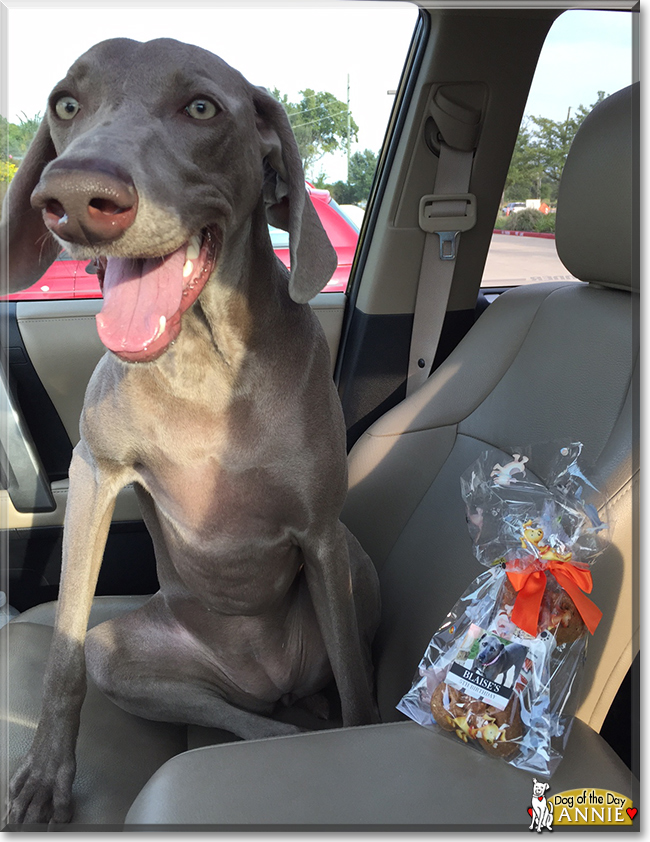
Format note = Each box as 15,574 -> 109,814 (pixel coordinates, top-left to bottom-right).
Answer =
7,442 -> 124,825
300,521 -> 380,727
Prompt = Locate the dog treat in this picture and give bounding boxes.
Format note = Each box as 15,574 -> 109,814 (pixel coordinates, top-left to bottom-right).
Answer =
430,681 -> 523,758
472,694 -> 523,758
429,681 -> 467,730
398,444 -> 609,777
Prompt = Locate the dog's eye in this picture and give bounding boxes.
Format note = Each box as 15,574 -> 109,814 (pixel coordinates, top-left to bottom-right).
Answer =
54,96 -> 81,120
185,99 -> 219,120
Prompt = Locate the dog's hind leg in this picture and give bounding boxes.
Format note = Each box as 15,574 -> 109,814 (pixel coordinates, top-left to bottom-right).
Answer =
85,595 -> 303,740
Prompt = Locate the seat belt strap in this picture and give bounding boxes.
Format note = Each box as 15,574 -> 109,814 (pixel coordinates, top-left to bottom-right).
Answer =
406,143 -> 475,397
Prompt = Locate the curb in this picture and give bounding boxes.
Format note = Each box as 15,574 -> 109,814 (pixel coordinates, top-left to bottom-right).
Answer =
493,229 -> 555,240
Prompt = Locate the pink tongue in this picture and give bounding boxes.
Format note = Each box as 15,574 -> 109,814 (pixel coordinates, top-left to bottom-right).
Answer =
96,247 -> 186,354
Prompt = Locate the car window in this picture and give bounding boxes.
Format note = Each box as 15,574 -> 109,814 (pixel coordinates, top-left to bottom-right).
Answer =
481,9 -> 634,289
1,2 -> 419,301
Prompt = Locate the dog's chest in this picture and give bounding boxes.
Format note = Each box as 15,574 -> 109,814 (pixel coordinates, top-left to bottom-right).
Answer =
83,353 -> 317,605
141,449 -> 297,537
135,441 -> 306,610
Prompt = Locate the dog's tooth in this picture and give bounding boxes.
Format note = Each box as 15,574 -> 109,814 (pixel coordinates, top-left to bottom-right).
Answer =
186,235 -> 201,260
183,259 -> 194,278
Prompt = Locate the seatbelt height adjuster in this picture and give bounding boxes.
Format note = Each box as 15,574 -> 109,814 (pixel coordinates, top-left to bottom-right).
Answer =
418,193 -> 477,260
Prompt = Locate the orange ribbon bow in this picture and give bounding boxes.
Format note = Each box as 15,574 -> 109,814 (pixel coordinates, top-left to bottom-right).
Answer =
505,558 -> 603,638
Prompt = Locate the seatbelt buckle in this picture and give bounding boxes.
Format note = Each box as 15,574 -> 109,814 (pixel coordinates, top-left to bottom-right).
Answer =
419,193 -> 476,260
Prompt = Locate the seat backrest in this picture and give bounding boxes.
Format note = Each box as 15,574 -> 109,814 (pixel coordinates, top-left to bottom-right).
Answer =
342,84 -> 639,731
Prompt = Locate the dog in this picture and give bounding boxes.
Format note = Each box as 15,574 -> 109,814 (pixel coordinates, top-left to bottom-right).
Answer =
529,778 -> 554,832
3,37 -> 381,824
474,634 -> 528,687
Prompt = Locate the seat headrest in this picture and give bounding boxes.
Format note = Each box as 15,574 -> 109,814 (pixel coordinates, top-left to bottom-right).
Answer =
556,83 -> 639,292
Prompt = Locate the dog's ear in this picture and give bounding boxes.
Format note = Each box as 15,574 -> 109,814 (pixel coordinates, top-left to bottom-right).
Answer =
1,116 -> 60,294
253,88 -> 337,304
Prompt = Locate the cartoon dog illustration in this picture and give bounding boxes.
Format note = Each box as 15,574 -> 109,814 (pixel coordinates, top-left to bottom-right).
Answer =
474,634 -> 528,688
490,454 -> 528,486
529,778 -> 553,832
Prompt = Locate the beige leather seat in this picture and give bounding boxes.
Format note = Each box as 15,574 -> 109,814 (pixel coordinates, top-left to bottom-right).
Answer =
3,84 -> 638,828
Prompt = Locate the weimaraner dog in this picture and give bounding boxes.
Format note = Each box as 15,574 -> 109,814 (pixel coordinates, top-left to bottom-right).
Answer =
3,37 -> 380,824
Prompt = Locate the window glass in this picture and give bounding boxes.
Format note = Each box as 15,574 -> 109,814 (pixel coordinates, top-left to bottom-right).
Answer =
1,1 -> 419,301
481,9 -> 634,289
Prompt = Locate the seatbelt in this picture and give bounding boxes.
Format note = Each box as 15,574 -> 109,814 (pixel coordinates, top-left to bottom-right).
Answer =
406,142 -> 476,397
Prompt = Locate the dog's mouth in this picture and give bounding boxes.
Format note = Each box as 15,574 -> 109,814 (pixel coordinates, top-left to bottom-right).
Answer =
95,228 -> 219,363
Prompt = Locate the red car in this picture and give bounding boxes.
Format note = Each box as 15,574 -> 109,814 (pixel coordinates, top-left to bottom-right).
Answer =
1,185 -> 359,301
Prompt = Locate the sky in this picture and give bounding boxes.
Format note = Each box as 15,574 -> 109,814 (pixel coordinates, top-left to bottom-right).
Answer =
1,2 -> 636,183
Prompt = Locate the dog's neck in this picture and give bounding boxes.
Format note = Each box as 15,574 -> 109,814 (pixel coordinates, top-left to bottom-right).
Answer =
481,651 -> 502,668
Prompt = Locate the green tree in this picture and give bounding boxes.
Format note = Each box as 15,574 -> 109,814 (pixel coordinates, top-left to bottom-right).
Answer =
1,112 -> 42,161
327,148 -> 378,205
503,92 -> 607,205
271,88 -> 358,175
347,148 -> 378,204
502,120 -> 539,203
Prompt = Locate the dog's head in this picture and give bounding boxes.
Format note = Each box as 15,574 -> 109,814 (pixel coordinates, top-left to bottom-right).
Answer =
532,779 -> 550,797
476,635 -> 504,665
3,38 -> 337,362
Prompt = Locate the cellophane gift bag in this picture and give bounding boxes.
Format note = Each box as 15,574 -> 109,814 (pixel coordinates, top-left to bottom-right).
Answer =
397,443 -> 609,776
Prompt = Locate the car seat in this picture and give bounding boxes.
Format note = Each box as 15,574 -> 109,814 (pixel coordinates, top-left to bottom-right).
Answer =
2,83 -> 638,829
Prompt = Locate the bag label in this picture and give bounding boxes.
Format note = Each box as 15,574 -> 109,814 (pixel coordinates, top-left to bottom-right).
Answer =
445,624 -> 529,710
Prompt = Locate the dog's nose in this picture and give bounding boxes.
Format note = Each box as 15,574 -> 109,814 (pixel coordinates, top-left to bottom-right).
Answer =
31,160 -> 138,245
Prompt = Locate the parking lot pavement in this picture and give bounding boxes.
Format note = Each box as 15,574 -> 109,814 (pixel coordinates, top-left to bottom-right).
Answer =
481,233 -> 577,287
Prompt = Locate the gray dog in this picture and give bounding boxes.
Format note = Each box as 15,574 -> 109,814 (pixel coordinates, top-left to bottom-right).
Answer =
475,634 -> 528,686
3,38 -> 380,824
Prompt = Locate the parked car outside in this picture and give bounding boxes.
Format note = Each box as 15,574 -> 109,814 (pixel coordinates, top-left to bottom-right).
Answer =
0,184 -> 359,301
501,201 -> 526,216
339,203 -> 366,230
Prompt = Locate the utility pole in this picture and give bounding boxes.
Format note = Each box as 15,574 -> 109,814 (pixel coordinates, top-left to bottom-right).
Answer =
347,74 -> 351,182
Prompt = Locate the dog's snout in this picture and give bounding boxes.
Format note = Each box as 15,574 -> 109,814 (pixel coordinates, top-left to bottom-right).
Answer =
31,161 -> 138,245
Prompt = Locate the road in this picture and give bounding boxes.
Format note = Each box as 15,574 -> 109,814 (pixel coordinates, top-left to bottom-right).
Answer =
481,234 -> 577,287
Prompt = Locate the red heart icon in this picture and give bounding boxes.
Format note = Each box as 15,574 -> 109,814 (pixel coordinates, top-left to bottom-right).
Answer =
528,808 -> 533,817
538,796 -> 544,801
627,808 -> 637,820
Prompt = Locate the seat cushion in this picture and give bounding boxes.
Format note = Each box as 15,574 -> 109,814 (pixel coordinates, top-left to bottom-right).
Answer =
5,598 -> 246,823
124,719 -> 639,829
11,594 -> 151,630
4,596 -> 341,824
2,621 -> 187,825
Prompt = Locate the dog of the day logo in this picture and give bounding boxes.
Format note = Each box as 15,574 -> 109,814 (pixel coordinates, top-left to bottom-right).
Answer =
528,779 -> 553,832
528,782 -> 637,829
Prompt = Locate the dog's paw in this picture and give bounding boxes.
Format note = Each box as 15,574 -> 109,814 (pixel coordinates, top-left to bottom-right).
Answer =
6,752 -> 75,825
